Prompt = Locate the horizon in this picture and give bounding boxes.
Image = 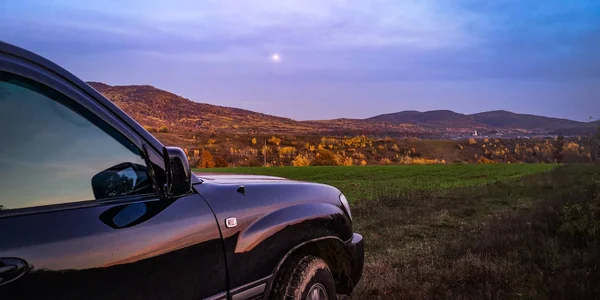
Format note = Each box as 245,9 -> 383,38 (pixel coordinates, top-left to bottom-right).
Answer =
88,81 -> 598,123
3,0 -> 600,122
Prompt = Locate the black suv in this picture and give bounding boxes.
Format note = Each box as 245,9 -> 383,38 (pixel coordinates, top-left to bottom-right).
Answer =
0,42 -> 363,300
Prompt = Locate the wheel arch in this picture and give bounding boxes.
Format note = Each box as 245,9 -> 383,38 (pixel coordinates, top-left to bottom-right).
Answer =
263,236 -> 356,299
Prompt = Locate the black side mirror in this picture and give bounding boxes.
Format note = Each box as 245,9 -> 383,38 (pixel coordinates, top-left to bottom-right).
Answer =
91,162 -> 152,199
163,147 -> 192,197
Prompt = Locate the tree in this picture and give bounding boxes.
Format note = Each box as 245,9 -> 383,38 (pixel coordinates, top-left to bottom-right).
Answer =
553,135 -> 565,163
199,149 -> 215,168
214,156 -> 229,168
292,154 -> 311,167
592,126 -> 600,162
251,137 -> 257,145
268,136 -> 281,146
311,149 -> 338,166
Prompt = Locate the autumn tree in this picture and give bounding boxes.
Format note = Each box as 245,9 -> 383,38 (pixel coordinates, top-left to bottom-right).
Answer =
268,136 -> 281,146
251,137 -> 257,145
553,135 -> 565,163
214,156 -> 229,168
292,154 -> 311,167
581,122 -> 600,162
592,125 -> 600,162
199,149 -> 215,168
312,149 -> 338,166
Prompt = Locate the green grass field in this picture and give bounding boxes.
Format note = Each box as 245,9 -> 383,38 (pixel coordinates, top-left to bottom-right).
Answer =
194,164 -> 557,200
195,164 -> 599,299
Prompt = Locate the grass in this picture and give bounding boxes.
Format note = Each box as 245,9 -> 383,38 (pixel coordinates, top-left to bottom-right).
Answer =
197,164 -> 600,299
195,164 -> 557,200
350,164 -> 600,299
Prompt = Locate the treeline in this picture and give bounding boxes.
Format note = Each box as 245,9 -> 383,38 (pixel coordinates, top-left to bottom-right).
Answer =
182,128 -> 599,168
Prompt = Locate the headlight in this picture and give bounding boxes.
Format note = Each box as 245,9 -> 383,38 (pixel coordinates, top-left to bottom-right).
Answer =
339,194 -> 352,220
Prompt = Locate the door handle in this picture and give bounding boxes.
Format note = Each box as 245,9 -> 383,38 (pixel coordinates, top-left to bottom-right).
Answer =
0,258 -> 28,286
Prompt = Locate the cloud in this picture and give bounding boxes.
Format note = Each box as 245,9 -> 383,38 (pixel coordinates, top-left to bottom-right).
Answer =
2,0 -> 599,120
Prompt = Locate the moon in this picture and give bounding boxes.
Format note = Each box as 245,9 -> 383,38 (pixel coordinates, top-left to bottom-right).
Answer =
271,53 -> 281,63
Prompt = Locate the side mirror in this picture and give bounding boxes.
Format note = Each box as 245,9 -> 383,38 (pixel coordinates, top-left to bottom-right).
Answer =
91,162 -> 151,199
163,147 -> 192,197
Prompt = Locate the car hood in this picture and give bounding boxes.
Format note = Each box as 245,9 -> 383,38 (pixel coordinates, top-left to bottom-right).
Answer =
193,173 -> 287,184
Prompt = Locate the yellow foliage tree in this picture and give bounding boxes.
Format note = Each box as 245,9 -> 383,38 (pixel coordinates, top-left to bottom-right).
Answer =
312,149 -> 338,166
292,154 -> 311,166
468,138 -> 477,145
199,149 -> 215,168
268,136 -> 281,145
279,146 -> 297,157
360,160 -> 367,166
251,138 -> 257,145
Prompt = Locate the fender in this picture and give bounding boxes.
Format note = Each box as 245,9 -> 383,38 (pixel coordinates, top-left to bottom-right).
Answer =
235,202 -> 350,253
195,180 -> 353,297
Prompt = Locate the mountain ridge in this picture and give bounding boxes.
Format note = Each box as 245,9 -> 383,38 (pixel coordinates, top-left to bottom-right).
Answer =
87,82 -> 596,136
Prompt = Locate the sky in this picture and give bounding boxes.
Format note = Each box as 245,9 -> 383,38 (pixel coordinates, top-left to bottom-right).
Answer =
1,0 -> 599,121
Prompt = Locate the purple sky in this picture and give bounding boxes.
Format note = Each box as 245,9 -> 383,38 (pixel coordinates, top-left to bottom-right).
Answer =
2,0 -> 599,121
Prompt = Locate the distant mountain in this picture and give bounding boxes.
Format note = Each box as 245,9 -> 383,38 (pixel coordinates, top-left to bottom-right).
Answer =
368,109 -> 590,131
87,82 -> 594,137
471,110 -> 586,130
367,110 -> 483,128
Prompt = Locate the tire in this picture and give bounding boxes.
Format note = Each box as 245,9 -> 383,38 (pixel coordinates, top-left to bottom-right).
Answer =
271,255 -> 337,300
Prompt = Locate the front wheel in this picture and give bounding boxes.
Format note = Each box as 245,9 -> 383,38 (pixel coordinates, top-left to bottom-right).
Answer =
271,255 -> 336,300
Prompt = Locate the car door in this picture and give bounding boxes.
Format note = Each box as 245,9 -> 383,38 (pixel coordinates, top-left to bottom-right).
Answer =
0,57 -> 227,299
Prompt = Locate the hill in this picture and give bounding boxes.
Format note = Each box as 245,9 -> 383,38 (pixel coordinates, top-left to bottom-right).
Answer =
87,82 -> 436,136
367,110 -> 484,129
87,82 -> 593,137
471,110 -> 587,130
368,109 -> 589,131
87,82 -> 315,135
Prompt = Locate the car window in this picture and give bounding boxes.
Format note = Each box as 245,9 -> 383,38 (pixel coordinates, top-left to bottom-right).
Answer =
0,72 -> 156,211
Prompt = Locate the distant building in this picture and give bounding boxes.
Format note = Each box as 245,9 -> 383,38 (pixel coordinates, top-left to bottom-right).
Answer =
473,130 -> 478,136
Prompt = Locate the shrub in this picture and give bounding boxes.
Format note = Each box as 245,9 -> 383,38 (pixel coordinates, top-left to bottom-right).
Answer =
207,138 -> 217,145
278,146 -> 297,157
468,138 -> 477,145
553,136 -> 565,163
312,149 -> 339,166
342,156 -> 353,166
292,154 -> 311,167
477,156 -> 496,164
360,160 -> 367,166
399,156 -> 445,164
214,156 -> 228,168
268,136 -> 281,146
158,126 -> 169,133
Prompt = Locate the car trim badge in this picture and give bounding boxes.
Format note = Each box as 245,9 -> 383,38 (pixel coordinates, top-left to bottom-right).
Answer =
225,217 -> 237,228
